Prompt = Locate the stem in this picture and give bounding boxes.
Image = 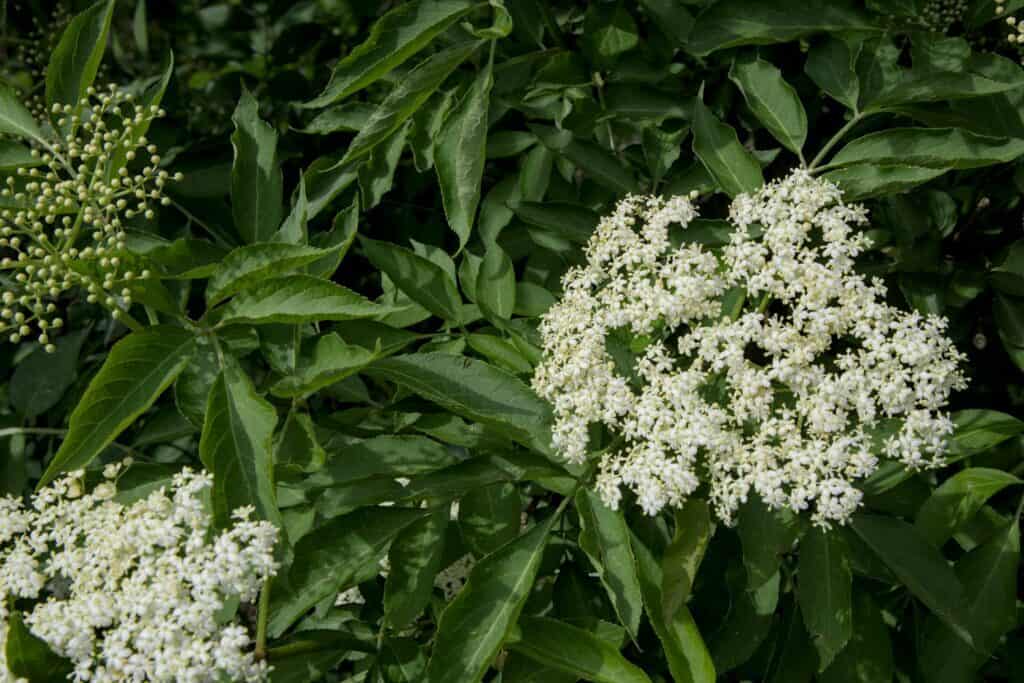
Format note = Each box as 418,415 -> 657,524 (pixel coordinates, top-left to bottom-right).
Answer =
255,578 -> 272,660
808,112 -> 866,172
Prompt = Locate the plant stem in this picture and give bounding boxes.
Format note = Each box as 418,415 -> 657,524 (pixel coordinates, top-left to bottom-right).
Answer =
807,112 -> 865,172
255,578 -> 272,660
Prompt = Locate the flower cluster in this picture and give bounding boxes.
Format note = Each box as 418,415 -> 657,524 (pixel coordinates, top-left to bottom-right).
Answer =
921,0 -> 967,32
6,4 -> 74,118
533,170 -> 966,527
0,85 -> 180,351
0,463 -> 278,682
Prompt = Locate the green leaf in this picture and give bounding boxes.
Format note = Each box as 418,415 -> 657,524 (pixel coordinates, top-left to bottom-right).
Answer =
687,0 -> 873,56
512,201 -> 598,245
437,54 -> 493,250
365,352 -> 555,458
631,531 -> 716,683
531,125 -> 639,194
0,85 -> 43,141
45,0 -> 115,109
339,41 -> 481,167
274,177 -> 310,244
692,91 -> 763,197
737,499 -> 799,590
819,594 -> 894,683
576,489 -> 644,640
5,610 -> 73,682
269,506 -> 428,637
477,243 -> 516,320
303,154 -> 359,221
359,121 -> 411,210
303,0 -> 475,108
424,515 -> 558,683
948,409 -> 1024,458
637,0 -> 695,45
38,327 -> 195,487
460,482 -> 521,556
274,411 -> 325,473
805,37 -> 861,111
360,236 -> 463,322
914,468 -> 1021,547
268,630 -> 375,683
10,329 -> 86,418
822,164 -> 945,200
508,617 -> 652,683
0,140 -> 41,170
231,89 -> 284,244
214,275 -> 388,326
385,506 -> 449,628
199,361 -> 281,529
583,3 -> 640,61
270,333 -> 378,399
918,519 -> 1020,683
730,55 -> 807,155
826,128 -> 1024,171
850,514 -> 972,646
206,243 -> 334,305
308,199 -> 360,279
662,499 -> 713,624
798,528 -> 853,671
305,435 -> 458,488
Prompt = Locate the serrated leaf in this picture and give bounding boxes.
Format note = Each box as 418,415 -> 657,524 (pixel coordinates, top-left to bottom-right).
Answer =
918,519 -> 1020,683
365,352 -> 555,458
823,164 -> 944,200
214,275 -> 388,326
306,435 -> 458,489
631,531 -> 716,683
10,329 -> 86,418
730,54 -> 807,155
270,333 -> 378,398
268,506 -> 428,637
687,0 -> 873,57
512,201 -> 598,244
339,41 -> 481,167
576,489 -> 643,640
360,236 -> 463,321
268,630 -> 374,683
200,361 -> 281,529
477,243 -> 516,320
38,327 -> 195,487
692,92 -> 762,197
851,514 -> 973,647
424,515 -> 558,683
359,121 -> 411,210
798,528 -> 853,670
826,128 -> 1024,171
206,243 -> 333,305
819,594 -> 893,683
0,85 -> 43,141
460,482 -> 521,556
45,0 -> 115,109
662,499 -> 713,624
805,37 -> 861,111
385,506 -> 449,628
914,468 -> 1021,547
304,0 -> 475,108
437,54 -> 493,249
231,89 -> 283,244
508,617 -> 652,683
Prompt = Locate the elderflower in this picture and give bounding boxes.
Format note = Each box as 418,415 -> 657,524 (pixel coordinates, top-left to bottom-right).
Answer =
0,85 -> 179,351
533,170 -> 966,528
0,466 -> 278,682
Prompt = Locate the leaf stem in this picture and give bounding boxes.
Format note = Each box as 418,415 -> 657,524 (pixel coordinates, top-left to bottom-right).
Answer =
807,112 -> 865,173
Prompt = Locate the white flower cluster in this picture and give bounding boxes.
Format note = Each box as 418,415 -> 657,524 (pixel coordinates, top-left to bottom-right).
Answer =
533,170 -> 966,527
0,463 -> 278,682
0,85 -> 181,351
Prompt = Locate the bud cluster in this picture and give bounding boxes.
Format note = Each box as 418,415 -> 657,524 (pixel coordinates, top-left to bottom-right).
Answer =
0,85 -> 180,351
921,0 -> 968,32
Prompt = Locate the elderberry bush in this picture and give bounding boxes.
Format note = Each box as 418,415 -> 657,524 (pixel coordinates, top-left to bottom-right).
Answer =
2,1 -> 1024,682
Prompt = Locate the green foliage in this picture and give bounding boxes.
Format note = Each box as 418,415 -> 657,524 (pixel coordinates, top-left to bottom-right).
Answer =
4,0 -> 1024,680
